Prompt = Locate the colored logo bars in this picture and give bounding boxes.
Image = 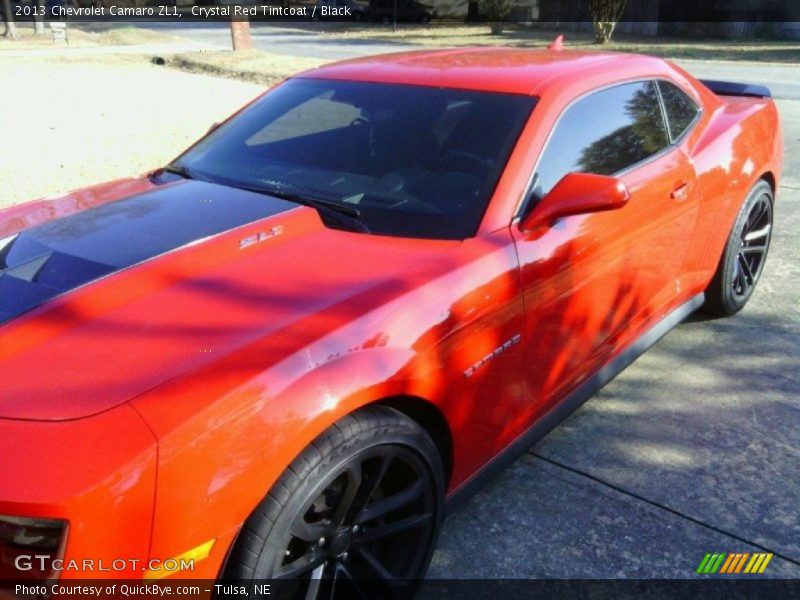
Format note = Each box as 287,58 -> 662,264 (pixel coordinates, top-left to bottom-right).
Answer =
697,552 -> 773,574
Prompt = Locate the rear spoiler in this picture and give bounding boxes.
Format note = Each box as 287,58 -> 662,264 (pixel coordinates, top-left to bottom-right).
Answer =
700,79 -> 772,98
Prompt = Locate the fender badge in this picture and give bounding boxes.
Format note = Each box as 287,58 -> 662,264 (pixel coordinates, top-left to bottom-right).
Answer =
239,225 -> 283,249
464,333 -> 521,378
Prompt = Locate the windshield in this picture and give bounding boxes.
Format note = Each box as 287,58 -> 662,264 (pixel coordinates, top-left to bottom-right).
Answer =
174,79 -> 536,240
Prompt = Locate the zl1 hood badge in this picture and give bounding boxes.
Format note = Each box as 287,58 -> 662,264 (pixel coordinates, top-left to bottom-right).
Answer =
239,226 -> 284,249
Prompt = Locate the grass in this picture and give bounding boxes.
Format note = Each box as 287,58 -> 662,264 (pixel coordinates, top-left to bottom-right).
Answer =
165,49 -> 326,86
0,23 -> 325,86
0,23 -> 182,49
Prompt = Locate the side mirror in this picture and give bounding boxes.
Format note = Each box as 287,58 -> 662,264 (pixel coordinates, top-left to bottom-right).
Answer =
519,172 -> 630,232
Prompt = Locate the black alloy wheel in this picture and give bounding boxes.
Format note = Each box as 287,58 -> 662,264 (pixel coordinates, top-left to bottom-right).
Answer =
731,191 -> 772,301
221,407 -> 445,600
705,179 -> 774,316
274,446 -> 437,598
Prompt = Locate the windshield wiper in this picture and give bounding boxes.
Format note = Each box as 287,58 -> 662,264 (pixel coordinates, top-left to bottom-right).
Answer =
158,164 -> 213,183
235,184 -> 370,234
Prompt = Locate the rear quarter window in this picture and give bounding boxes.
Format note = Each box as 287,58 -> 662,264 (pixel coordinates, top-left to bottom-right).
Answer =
657,81 -> 701,142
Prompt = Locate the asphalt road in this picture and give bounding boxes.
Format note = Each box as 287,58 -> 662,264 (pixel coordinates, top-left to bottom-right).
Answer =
135,25 -> 800,579
143,22 -> 419,59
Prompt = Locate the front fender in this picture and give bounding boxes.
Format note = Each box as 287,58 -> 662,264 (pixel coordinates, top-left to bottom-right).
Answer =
131,345 -> 439,579
268,345 -> 427,436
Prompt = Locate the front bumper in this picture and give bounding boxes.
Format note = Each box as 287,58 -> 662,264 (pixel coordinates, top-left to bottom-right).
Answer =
0,405 -> 157,580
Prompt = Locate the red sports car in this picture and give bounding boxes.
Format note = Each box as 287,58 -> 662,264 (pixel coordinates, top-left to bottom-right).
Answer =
0,48 -> 782,595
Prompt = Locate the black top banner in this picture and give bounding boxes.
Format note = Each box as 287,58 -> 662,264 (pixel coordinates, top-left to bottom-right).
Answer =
5,0 -> 799,24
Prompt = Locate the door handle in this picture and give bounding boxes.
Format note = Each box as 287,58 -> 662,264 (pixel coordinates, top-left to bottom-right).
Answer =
671,182 -> 690,201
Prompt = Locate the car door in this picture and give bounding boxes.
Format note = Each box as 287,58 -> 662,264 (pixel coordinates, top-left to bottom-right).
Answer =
511,80 -> 699,420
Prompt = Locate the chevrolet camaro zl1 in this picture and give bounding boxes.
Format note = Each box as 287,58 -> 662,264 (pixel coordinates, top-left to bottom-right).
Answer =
0,48 -> 782,596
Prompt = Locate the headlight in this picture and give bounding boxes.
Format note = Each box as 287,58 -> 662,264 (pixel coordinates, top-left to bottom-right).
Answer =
0,515 -> 67,580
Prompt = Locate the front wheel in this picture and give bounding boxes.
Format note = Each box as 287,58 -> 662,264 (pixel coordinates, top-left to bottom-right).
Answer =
221,406 -> 445,599
704,179 -> 773,316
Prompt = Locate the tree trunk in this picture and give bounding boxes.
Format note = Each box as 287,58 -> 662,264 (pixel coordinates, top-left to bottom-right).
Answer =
587,0 -> 626,44
593,21 -> 616,44
34,0 -> 46,35
230,18 -> 252,52
490,21 -> 504,35
2,0 -> 18,39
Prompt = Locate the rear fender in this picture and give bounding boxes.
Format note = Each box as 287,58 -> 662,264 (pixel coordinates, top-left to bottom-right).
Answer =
681,95 -> 781,290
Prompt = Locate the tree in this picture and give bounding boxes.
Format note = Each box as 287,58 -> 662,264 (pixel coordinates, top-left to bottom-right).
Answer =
480,0 -> 511,35
586,0 -> 627,44
1,0 -> 18,39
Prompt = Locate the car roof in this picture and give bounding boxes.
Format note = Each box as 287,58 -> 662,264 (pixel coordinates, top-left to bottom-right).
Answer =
296,47 -> 676,97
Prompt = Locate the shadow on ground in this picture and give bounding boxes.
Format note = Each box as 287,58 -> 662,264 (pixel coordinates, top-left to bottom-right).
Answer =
431,301 -> 800,578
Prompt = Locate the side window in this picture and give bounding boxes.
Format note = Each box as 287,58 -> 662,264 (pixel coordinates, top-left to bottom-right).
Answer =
658,80 -> 701,142
531,81 -> 669,199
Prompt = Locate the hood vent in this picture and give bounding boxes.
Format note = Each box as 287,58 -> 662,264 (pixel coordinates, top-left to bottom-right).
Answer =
0,235 -> 117,324
0,180 -> 294,324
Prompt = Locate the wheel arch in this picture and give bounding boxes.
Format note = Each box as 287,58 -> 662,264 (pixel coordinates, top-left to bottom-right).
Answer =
760,171 -> 776,195
259,347 -> 456,493
218,401 -> 447,582
212,374 -> 457,580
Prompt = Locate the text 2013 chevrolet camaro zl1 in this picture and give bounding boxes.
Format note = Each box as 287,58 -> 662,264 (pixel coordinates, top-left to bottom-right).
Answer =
0,47 -> 782,596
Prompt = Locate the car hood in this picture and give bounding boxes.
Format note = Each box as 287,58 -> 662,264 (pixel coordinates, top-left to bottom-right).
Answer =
0,178 -> 458,421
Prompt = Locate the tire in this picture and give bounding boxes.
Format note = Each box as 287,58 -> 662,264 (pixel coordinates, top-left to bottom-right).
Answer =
704,179 -> 774,317
221,406 -> 445,599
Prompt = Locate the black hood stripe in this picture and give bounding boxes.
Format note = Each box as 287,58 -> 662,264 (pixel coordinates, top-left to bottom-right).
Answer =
0,180 -> 294,324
